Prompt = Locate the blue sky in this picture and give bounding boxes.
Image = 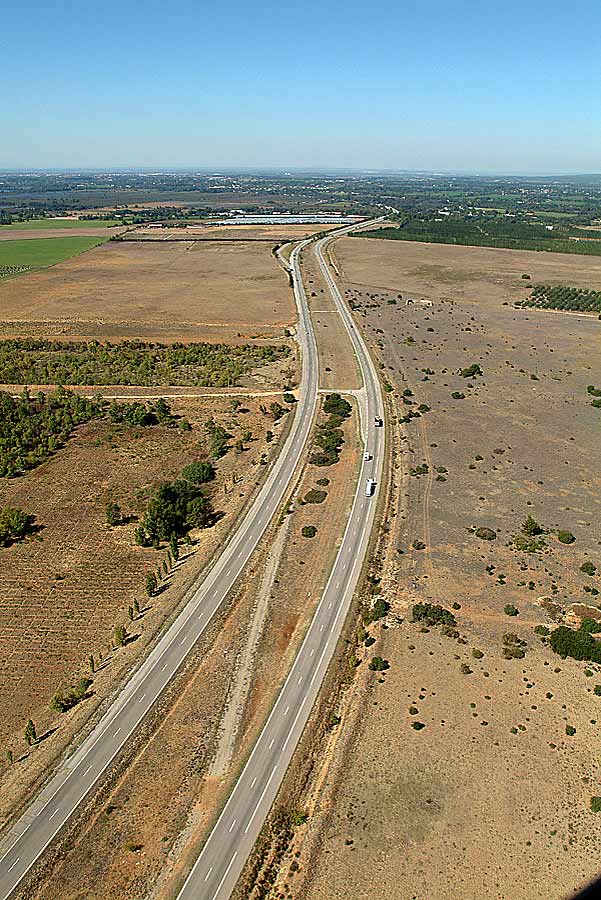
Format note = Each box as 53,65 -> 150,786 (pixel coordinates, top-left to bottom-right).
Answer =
2,0 -> 600,173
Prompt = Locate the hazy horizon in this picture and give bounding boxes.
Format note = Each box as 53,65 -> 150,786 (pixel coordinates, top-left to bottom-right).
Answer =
3,0 -> 600,172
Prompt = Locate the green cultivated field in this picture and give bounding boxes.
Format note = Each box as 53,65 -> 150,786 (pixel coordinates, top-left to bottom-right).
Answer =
0,236 -> 108,272
0,218 -> 119,230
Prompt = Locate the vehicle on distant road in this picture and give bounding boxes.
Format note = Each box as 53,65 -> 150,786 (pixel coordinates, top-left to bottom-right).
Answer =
365,478 -> 376,497
363,450 -> 371,461
374,415 -> 383,427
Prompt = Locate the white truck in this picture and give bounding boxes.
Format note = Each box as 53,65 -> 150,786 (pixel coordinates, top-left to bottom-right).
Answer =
374,415 -> 383,427
365,478 -> 376,497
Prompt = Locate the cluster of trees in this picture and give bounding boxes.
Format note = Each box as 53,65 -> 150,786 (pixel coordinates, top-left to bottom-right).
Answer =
412,603 -> 456,627
550,624 -> 601,662
0,389 -> 181,478
135,471 -> 214,548
309,393 -> 352,467
0,506 -> 36,546
362,219 -> 601,256
518,284 -> 601,313
205,418 -> 231,458
0,338 -> 290,388
108,397 -> 184,429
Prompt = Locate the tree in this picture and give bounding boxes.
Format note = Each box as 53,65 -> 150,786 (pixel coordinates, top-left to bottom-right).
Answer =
145,572 -> 157,597
89,654 -> 95,673
24,719 -> 37,746
0,506 -> 36,547
181,461 -> 215,484
368,656 -> 390,672
114,624 -> 128,647
105,500 -> 122,527
522,515 -> 543,536
170,534 -> 179,562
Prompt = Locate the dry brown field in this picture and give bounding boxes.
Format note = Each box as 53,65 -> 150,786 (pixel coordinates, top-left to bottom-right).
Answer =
335,236 -> 601,307
130,223 -> 341,241
18,400 -> 362,900
0,396 -> 288,829
0,239 -> 294,343
277,240 -> 601,900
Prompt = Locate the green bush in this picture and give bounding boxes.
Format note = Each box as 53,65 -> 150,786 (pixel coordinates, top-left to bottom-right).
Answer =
50,677 -> 92,713
581,561 -> 597,576
412,603 -> 456,627
363,598 -> 390,624
181,461 -> 215,484
550,625 -> 601,662
0,506 -> 36,547
504,605 -> 519,616
557,530 -> 576,544
301,525 -> 317,538
460,364 -> 482,378
591,797 -> 601,813
368,656 -> 390,672
475,527 -> 496,541
303,489 -> 327,504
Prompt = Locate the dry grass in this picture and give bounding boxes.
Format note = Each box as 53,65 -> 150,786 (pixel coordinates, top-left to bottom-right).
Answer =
19,402 -> 362,900
130,224 -> 340,241
334,236 -> 601,307
0,239 -> 294,343
281,241 -> 601,900
0,396 -> 286,828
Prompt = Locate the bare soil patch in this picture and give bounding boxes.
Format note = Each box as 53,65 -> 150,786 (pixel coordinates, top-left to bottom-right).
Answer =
0,240 -> 294,344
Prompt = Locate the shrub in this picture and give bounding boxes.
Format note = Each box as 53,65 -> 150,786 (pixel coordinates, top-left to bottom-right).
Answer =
550,625 -> 601,662
0,506 -> 37,547
459,364 -> 482,378
369,656 -> 390,671
565,725 -> 576,736
522,514 -> 544,536
301,525 -> 317,538
105,501 -> 122,527
512,534 -> 545,553
581,561 -> 597,576
181,461 -> 215,484
504,605 -> 519,617
282,392 -> 297,404
475,527 -> 496,541
323,394 -> 352,418
363,598 -> 390,624
412,603 -> 456,627
411,721 -> 426,730
534,624 -> 550,636
594,686 -> 601,697
591,797 -> 601,813
303,489 -> 327,504
51,677 -> 92,713
451,391 -> 465,400
557,530 -> 576,544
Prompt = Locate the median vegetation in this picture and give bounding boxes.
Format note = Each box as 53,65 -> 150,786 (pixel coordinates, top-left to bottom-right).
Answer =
309,393 -> 352,467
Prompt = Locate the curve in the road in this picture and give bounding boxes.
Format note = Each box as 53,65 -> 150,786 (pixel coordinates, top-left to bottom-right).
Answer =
0,237 -> 321,900
176,224 -> 386,900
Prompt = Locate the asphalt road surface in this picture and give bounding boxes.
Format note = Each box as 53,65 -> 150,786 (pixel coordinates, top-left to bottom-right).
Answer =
175,225 -> 385,900
0,235 -> 323,900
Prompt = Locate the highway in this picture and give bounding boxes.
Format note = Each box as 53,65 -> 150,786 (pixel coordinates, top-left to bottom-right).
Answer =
175,226 -> 385,900
0,235 -> 323,900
